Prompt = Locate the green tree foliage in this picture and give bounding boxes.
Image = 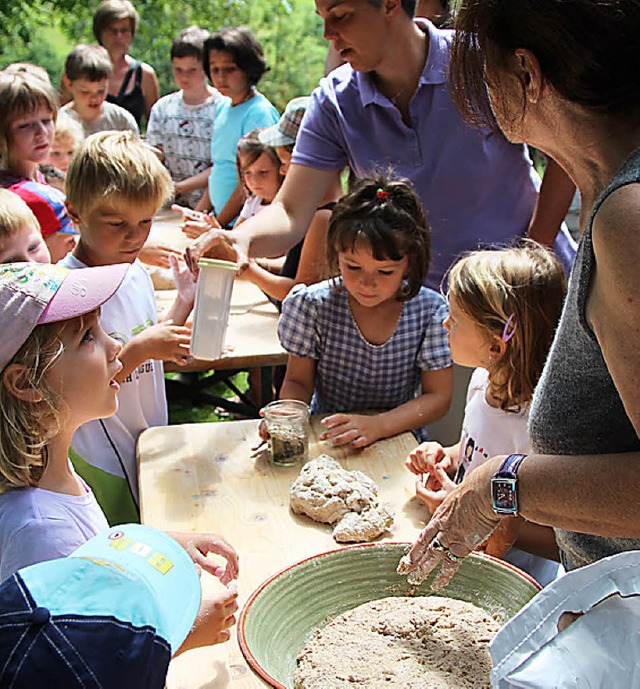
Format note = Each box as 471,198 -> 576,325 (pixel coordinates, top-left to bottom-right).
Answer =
1,0 -> 327,112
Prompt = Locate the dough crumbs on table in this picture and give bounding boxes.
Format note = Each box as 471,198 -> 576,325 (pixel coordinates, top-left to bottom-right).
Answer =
289,456 -> 394,542
294,596 -> 500,688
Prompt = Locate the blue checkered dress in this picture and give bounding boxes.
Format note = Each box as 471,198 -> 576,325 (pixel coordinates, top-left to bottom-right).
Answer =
278,279 -> 452,441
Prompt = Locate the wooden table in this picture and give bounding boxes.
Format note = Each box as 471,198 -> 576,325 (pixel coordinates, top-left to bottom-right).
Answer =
138,417 -> 425,688
150,209 -> 287,413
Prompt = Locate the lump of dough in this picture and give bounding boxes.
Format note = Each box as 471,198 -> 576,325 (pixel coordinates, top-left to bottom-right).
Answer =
332,504 -> 394,543
290,455 -> 394,543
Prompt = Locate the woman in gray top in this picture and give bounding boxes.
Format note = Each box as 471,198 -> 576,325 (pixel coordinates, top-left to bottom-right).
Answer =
400,0 -> 640,588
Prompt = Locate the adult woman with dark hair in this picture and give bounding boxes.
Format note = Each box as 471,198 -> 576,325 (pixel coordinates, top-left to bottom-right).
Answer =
193,27 -> 279,228
185,0 -> 575,291
399,0 -> 640,589
92,0 -> 160,127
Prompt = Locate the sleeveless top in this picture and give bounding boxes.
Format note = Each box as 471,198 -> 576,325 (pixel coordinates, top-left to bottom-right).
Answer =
529,147 -> 640,569
107,59 -> 145,126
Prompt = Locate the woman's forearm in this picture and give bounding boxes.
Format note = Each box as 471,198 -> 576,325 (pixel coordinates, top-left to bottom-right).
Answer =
517,451 -> 640,538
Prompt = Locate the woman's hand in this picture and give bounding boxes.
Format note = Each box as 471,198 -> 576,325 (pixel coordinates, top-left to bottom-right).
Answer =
319,413 -> 382,448
398,456 -> 504,589
184,227 -> 245,277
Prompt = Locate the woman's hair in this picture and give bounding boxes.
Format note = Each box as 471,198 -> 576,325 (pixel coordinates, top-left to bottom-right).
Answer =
0,189 -> 39,242
365,0 -> 418,18
327,173 -> 431,301
0,72 -> 58,166
447,241 -> 567,411
203,26 -> 269,86
0,321 -> 67,491
450,0 -> 640,128
65,130 -> 173,215
93,0 -> 139,44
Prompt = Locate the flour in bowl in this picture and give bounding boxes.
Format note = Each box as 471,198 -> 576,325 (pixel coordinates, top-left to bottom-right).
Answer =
294,596 -> 500,688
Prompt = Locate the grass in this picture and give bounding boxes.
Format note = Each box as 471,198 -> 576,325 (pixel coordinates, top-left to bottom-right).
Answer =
166,370 -> 250,425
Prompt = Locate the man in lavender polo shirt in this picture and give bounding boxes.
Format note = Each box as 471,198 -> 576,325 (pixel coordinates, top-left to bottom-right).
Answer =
294,18 -> 575,289
185,0 -> 575,290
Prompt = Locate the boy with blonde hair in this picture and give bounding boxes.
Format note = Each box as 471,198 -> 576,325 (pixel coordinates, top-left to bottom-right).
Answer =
61,131 -> 195,524
42,110 -> 84,180
0,189 -> 50,264
61,44 -> 139,137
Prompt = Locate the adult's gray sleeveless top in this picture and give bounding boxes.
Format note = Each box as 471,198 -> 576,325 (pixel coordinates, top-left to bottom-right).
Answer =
529,147 -> 640,569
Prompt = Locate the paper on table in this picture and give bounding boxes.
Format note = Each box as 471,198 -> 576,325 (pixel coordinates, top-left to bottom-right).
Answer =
491,550 -> 640,688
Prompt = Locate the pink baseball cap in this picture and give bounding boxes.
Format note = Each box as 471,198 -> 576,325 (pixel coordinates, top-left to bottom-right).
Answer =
8,181 -> 77,239
0,262 -> 128,371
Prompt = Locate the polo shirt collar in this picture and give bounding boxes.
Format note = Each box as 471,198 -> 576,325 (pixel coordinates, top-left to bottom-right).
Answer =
357,18 -> 449,107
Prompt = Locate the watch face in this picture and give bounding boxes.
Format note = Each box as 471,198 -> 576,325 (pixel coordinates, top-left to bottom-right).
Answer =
492,477 -> 518,513
494,481 -> 516,509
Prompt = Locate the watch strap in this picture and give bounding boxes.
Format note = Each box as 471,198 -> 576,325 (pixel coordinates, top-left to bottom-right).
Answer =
496,453 -> 527,478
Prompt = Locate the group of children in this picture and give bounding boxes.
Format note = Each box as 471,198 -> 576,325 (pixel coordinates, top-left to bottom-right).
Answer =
0,14 -> 573,662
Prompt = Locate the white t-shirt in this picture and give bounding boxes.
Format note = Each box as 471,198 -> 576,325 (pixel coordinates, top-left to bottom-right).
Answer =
0,469 -> 107,581
455,368 -> 531,483
61,101 -> 140,137
238,194 -> 269,220
146,90 -> 221,208
59,255 -> 166,524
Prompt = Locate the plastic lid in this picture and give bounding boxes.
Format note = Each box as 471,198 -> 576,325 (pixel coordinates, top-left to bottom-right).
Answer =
197,258 -> 237,271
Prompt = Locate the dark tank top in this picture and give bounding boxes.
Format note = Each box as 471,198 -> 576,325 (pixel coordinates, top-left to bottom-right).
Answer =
529,147 -> 640,569
107,60 -> 145,126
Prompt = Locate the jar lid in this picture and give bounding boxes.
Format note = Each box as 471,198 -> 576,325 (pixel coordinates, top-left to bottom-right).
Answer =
197,258 -> 237,271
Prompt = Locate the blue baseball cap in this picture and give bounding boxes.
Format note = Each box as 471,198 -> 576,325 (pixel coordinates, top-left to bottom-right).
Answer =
0,524 -> 201,688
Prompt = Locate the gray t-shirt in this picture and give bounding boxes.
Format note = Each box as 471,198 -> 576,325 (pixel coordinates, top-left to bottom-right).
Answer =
61,101 -> 139,137
529,147 -> 640,569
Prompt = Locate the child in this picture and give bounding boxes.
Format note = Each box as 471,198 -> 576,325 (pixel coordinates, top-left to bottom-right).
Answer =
276,175 -> 453,448
236,97 -> 343,305
405,243 -> 567,585
0,261 -> 127,580
61,131 -> 195,525
146,26 -> 222,209
235,130 -> 283,225
42,110 -> 84,181
0,189 -> 50,264
0,263 -> 238,630
0,523 -> 238,683
0,71 -> 57,187
61,44 -> 139,137
8,180 -> 78,262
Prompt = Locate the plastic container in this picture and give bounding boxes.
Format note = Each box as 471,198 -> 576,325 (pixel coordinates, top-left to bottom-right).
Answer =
263,400 -> 310,466
190,258 -> 236,360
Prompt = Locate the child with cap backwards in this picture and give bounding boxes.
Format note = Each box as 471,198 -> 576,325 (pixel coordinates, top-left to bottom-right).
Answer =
0,71 -> 57,188
405,243 -> 566,585
8,180 -> 78,262
271,173 -> 453,448
0,189 -> 51,264
0,523 -> 238,687
60,131 -> 197,526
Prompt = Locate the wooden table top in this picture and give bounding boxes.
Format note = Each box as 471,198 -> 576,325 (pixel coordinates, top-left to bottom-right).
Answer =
138,417 -> 425,688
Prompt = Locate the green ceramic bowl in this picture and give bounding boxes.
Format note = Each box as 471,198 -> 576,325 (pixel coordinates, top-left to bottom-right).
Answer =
238,542 -> 540,689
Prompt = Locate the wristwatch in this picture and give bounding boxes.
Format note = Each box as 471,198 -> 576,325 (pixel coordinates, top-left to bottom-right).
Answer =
491,453 -> 527,516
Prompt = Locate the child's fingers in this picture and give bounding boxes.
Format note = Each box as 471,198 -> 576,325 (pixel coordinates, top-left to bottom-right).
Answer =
433,463 -> 457,492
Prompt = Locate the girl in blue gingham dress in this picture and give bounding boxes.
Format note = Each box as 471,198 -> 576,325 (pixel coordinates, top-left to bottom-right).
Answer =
277,174 -> 453,449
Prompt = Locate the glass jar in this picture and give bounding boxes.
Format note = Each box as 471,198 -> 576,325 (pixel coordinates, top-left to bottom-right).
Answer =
263,399 -> 310,466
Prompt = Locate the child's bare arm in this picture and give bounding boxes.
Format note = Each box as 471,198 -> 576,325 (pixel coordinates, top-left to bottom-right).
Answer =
320,367 -> 453,448
174,584 -> 239,656
174,167 -> 212,197
279,354 -> 317,405
159,255 -> 196,326
115,322 -> 191,382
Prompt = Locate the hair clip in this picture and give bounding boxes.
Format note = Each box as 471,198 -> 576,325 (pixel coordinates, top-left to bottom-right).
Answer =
502,314 -> 517,342
376,188 -> 389,199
